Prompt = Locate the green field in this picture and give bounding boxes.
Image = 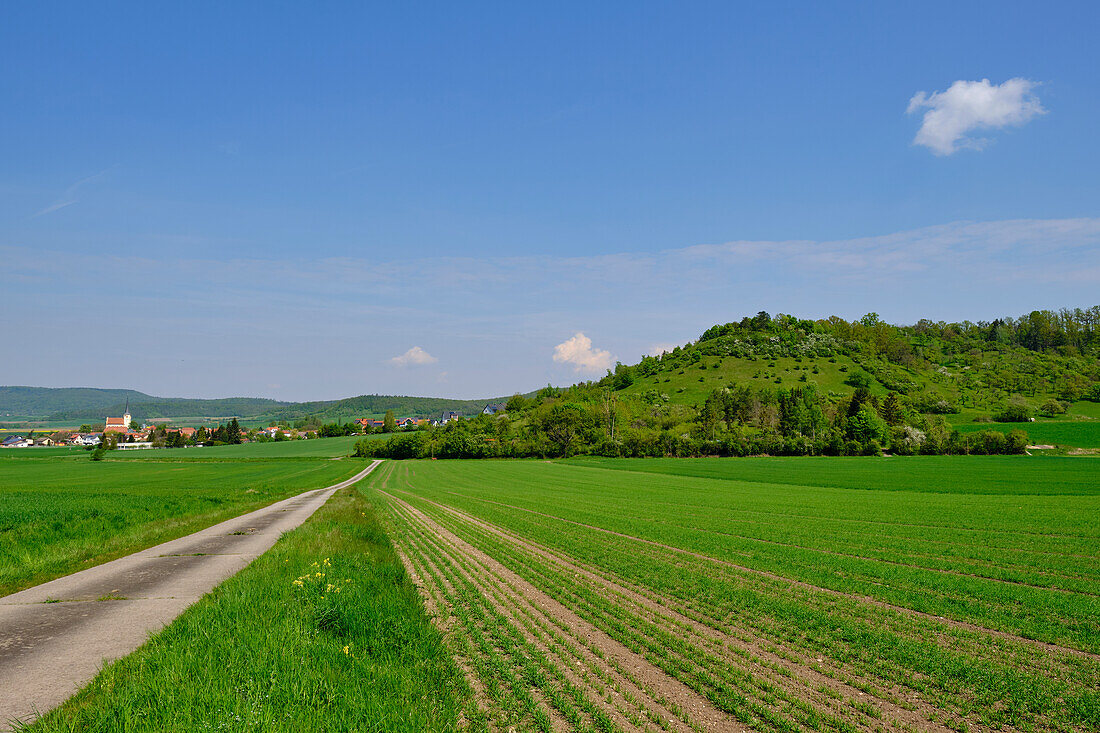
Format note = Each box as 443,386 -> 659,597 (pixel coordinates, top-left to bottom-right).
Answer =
9,452 -> 1100,731
952,419 -> 1100,448
114,434 -> 371,459
567,454 -> 1100,494
0,449 -> 360,596
369,458 -> 1100,733
24,486 -> 470,733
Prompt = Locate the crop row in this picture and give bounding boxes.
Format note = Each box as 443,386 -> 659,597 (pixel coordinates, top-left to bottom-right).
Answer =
404,462 -> 1100,654
377,461 -> 1100,732
377,467 -> 936,732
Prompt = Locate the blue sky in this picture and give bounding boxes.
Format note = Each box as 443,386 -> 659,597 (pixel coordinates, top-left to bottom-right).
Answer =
2,2 -> 1098,400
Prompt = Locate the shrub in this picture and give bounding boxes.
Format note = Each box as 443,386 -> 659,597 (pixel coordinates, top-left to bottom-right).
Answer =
1039,399 -> 1067,417
1005,429 -> 1030,454
995,397 -> 1033,423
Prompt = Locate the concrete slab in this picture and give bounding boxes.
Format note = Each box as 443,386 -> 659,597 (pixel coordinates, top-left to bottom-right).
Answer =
0,460 -> 381,731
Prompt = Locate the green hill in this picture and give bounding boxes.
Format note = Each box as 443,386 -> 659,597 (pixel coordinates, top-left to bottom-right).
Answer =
358,307 -> 1100,461
611,309 -> 1100,421
47,397 -> 291,422
249,394 -> 502,423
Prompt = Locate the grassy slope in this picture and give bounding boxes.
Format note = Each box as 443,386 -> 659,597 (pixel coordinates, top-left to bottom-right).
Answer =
23,486 -> 470,733
620,353 -> 885,405
0,450 -> 360,596
617,346 -> 1100,445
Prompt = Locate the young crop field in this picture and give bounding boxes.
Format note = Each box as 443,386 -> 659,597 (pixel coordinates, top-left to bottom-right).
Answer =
0,451 -> 361,596
369,458 -> 1100,733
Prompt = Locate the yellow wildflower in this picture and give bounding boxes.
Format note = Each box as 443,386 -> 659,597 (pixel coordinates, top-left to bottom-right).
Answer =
342,645 -> 350,655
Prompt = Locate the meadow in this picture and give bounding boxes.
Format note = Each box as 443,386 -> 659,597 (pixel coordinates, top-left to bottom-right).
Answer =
951,420 -> 1100,448
112,433 -> 372,460
21,485 -> 470,733
369,458 -> 1100,733
0,447 -> 361,596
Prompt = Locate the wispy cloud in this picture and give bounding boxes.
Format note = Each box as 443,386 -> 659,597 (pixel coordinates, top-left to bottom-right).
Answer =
3,218 -> 1099,400
907,78 -> 1045,155
32,168 -> 112,218
390,346 -> 438,367
553,333 -> 614,373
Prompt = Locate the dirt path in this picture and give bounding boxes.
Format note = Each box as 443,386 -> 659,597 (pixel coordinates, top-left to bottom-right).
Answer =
0,461 -> 381,732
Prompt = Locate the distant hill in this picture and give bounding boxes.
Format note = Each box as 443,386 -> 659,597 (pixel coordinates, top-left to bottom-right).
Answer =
0,387 -> 155,418
0,386 -> 508,425
250,394 -> 500,423
46,397 -> 292,422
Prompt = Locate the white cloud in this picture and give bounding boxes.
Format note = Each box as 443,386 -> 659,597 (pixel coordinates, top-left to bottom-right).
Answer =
552,332 -> 614,373
907,78 -> 1045,155
646,343 -> 679,356
390,346 -> 438,367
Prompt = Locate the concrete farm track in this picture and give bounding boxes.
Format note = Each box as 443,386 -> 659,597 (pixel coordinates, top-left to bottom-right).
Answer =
0,460 -> 381,731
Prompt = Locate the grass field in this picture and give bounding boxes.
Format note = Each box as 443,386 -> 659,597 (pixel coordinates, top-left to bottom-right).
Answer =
567,454 -> 1100,494
952,420 -> 1100,448
22,486 -> 471,733
0,450 -> 361,596
370,458 -> 1100,733
113,434 -> 371,460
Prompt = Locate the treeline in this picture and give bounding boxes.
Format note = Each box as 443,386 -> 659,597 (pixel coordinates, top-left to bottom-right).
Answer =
252,394 -> 496,423
696,307 -> 1100,357
51,397 -> 289,422
0,387 -> 150,416
355,383 -> 1029,460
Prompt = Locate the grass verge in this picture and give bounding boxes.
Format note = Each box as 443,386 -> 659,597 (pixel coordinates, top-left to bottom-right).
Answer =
0,458 -> 359,596
20,486 -> 471,732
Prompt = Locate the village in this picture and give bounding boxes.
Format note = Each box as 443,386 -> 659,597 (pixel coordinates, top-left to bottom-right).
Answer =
0,404 -> 506,450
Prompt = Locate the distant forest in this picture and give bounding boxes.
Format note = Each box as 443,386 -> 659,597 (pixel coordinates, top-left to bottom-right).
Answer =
0,387 -> 502,424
